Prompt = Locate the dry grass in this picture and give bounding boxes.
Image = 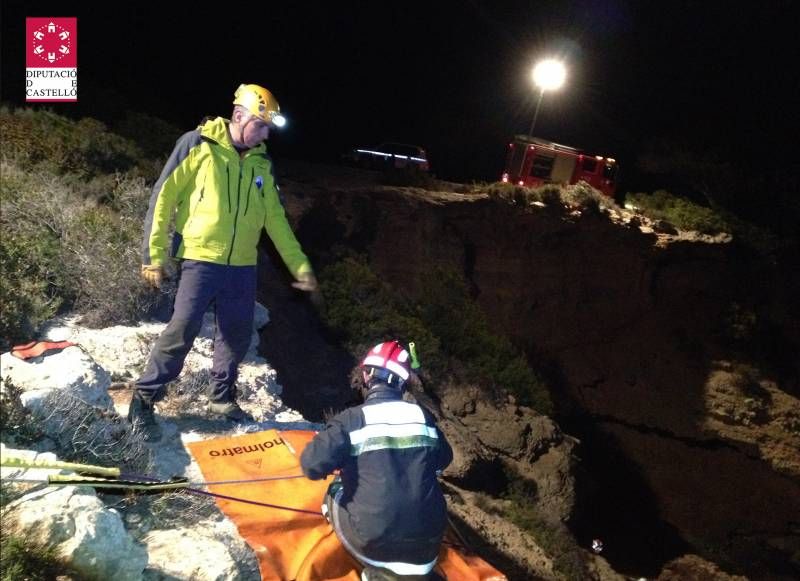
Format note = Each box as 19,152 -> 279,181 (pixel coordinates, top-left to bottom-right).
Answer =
39,391 -> 152,474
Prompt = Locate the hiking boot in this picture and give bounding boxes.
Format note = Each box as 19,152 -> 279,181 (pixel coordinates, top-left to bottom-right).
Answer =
208,400 -> 250,421
127,393 -> 162,442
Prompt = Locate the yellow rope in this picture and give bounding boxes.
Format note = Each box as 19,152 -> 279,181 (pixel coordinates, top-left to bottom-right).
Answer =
1,456 -> 121,477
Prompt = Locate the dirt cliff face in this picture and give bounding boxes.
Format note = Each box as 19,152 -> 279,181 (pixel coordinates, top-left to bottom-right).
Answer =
276,163 -> 800,579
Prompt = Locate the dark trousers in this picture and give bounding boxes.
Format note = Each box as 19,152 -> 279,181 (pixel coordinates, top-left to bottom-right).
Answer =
135,260 -> 257,403
325,481 -> 439,581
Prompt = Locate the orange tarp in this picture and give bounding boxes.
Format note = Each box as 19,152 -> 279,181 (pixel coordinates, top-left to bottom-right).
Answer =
187,429 -> 505,581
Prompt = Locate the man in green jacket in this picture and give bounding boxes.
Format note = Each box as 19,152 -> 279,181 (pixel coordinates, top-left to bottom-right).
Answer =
131,84 -> 318,441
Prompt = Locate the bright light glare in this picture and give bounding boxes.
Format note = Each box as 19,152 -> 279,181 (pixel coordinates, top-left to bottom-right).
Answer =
272,114 -> 287,128
532,59 -> 566,91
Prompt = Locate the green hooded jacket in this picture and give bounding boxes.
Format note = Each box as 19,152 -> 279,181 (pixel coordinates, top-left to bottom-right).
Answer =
141,117 -> 311,276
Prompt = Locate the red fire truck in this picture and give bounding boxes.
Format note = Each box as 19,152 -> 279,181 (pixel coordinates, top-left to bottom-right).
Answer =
501,135 -> 619,197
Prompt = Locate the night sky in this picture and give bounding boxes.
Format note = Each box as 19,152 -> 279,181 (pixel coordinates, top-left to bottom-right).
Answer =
2,1 -> 798,187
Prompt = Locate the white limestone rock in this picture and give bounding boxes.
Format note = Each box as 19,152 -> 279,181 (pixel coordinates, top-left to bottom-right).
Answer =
0,345 -> 112,413
143,519 -> 258,581
6,485 -> 147,581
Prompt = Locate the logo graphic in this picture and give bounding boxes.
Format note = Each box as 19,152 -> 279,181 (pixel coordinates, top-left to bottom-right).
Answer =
26,18 -> 78,102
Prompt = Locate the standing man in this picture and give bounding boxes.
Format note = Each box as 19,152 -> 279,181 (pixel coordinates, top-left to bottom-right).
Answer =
131,84 -> 318,441
301,341 -> 453,580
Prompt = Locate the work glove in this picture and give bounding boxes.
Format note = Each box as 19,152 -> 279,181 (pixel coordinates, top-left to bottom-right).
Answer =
291,271 -> 323,307
141,264 -> 165,289
291,271 -> 319,292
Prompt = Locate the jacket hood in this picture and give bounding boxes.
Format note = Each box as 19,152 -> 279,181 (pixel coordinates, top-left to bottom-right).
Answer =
198,116 -> 267,156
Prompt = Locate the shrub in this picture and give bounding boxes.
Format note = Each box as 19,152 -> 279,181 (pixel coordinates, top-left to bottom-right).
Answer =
0,527 -> 85,581
0,154 -> 162,345
482,182 -> 532,205
0,379 -> 44,446
0,106 -> 143,177
37,390 -> 151,474
1,481 -> 85,580
626,190 -> 730,234
561,180 -> 619,213
319,256 -> 553,414
501,467 -> 589,580
319,256 -> 443,375
64,200 -> 160,327
727,362 -> 766,399
480,181 -> 613,215
418,269 -> 552,414
531,184 -> 563,205
0,231 -> 65,348
0,164 -> 73,346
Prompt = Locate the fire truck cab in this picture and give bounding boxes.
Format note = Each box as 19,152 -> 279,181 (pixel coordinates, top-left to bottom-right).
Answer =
501,135 -> 618,197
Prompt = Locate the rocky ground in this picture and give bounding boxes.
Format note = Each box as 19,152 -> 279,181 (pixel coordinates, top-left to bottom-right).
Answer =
1,305 -> 315,581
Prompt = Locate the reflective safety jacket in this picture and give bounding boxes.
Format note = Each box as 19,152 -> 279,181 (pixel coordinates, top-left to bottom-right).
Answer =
141,117 -> 311,275
300,383 -> 453,570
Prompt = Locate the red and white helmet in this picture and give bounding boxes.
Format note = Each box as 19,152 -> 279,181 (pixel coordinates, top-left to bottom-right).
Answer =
361,340 -> 411,387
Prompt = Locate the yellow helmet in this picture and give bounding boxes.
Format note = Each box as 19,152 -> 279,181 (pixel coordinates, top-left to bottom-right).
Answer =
233,84 -> 286,127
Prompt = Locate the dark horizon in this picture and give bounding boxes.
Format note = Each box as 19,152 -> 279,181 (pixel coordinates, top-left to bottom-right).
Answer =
2,1 -> 797,189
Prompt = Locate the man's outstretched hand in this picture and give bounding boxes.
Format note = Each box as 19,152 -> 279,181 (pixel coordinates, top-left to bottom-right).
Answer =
291,271 -> 319,292
292,272 -> 323,307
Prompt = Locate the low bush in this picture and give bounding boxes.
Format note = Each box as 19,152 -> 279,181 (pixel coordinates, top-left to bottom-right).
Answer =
0,106 -> 143,178
626,189 -> 729,234
480,181 -> 615,215
0,527 -> 85,581
501,467 -> 589,580
418,269 -> 552,413
561,180 -> 619,213
481,182 -> 532,205
0,231 -> 65,348
319,255 -> 443,375
37,390 -> 151,474
627,189 -> 785,252
0,379 -> 44,446
1,479 -> 86,581
0,154 -> 162,345
319,256 -> 553,414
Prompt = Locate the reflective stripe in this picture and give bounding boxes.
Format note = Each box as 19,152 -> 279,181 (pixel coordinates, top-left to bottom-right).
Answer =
363,354 -> 386,367
332,488 -> 438,576
358,553 -> 437,576
353,403 -> 438,456
351,434 -> 439,456
362,355 -> 410,380
350,423 -> 438,446
386,359 -> 409,379
362,401 -> 424,425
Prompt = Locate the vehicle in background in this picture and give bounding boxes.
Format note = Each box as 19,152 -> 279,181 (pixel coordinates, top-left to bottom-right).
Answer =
343,142 -> 430,172
501,135 -> 618,196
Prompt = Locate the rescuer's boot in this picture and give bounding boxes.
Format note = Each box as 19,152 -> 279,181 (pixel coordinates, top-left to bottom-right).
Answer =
208,400 -> 250,421
128,392 -> 162,442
